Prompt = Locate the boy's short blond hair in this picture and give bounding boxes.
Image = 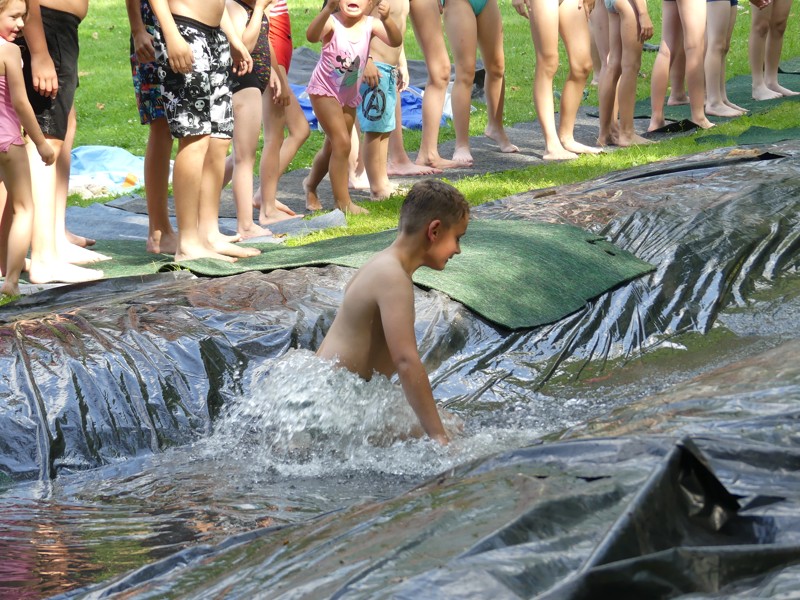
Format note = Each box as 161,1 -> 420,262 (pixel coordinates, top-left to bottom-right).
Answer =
398,179 -> 470,234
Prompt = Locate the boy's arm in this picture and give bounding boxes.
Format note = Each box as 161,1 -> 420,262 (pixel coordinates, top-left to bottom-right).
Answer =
307,0 -> 336,44
221,6 -> 254,74
397,47 -> 408,92
125,0 -> 156,63
22,0 -> 58,99
148,0 -> 194,73
235,0 -> 272,53
373,1 -> 403,48
379,273 -> 448,444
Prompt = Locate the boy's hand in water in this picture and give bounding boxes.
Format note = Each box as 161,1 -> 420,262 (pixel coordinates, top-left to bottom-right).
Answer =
440,407 -> 464,444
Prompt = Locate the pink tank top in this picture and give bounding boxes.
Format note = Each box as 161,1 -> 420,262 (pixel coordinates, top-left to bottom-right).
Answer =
0,39 -> 24,152
306,15 -> 373,108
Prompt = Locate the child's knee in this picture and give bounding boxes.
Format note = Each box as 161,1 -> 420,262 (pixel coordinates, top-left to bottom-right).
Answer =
536,53 -> 560,78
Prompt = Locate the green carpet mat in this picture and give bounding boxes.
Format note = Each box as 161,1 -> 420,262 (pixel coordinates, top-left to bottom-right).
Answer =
779,57 -> 800,75
696,125 -> 800,146
633,71 -> 800,122
87,220 -> 654,330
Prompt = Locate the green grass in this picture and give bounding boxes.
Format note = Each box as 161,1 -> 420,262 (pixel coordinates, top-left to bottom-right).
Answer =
71,0 -> 800,237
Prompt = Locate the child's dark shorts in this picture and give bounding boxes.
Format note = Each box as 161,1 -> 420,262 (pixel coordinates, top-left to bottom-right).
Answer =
17,6 -> 81,141
153,14 -> 234,139
130,0 -> 164,124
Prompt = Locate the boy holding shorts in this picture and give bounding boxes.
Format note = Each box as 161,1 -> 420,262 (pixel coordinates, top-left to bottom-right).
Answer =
149,0 -> 259,262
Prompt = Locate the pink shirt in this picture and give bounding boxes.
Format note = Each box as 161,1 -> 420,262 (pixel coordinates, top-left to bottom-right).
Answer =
0,39 -> 24,153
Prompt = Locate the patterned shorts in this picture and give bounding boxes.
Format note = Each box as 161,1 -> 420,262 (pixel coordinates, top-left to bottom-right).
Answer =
130,1 -> 164,124
153,15 -> 233,139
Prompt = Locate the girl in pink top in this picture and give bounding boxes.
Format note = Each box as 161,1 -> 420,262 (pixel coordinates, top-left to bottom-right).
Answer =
0,0 -> 54,297
303,0 -> 401,215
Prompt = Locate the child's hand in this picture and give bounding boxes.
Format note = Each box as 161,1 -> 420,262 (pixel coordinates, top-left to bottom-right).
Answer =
363,56 -> 380,88
639,14 -> 654,42
166,37 -> 194,74
397,64 -> 409,93
580,0 -> 595,18
376,0 -> 390,20
132,30 -> 156,64
37,140 -> 55,166
511,0 -> 530,19
323,0 -> 339,13
230,40 -> 253,75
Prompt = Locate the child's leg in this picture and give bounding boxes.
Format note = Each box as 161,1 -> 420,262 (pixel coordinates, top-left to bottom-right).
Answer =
598,3 -> 622,146
749,2 -> 778,99
723,3 -> 747,112
590,1 -> 611,87
648,0 -> 681,130
529,0 -> 577,160
705,2 -> 742,117
387,98 -> 443,176
615,0 -> 650,145
675,0 -> 712,128
304,136 -> 331,212
477,0 -> 519,154
764,0 -> 798,96
667,42 -> 688,104
362,132 -> 395,200
443,0 -> 479,164
144,117 -> 177,254
349,123 -> 370,189
409,0 -> 463,169
308,95 -> 368,214
557,0 -> 600,154
0,148 -> 34,296
259,91 -> 299,225
25,138 -> 102,284
198,136 -> 260,259
54,108 -> 110,264
230,88 -> 271,239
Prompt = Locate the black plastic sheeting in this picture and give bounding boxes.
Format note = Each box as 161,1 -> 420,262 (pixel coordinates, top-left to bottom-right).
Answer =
3,142 -> 800,598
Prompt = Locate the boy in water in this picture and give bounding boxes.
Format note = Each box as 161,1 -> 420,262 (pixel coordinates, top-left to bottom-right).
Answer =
316,179 -> 469,445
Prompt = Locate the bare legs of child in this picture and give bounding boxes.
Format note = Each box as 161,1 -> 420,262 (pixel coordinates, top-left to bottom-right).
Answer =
750,0 -> 798,100
527,0 -> 600,160
386,96 -> 443,176
0,147 -> 35,296
705,1 -> 746,117
444,0 -> 518,165
304,96 -> 368,215
143,117 -> 178,253
409,0 -> 464,169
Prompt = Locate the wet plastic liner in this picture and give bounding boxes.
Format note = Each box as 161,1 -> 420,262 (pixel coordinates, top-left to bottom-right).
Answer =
4,141 -> 800,598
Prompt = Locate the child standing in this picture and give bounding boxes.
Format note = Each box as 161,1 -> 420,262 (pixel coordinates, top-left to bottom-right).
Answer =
149,0 -> 260,262
443,0 -> 518,165
512,0 -> 601,160
597,0 -> 653,146
749,0 -> 798,100
0,0 -> 55,296
302,0 -> 402,215
704,0 -> 747,117
125,0 -> 178,255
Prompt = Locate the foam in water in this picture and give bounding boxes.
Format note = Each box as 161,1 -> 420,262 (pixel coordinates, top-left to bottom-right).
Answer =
203,350 -> 541,479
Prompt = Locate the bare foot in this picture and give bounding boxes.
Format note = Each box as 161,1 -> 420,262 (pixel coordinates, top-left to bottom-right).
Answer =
724,100 -> 748,114
753,85 -> 783,101
369,183 -> 404,202
349,170 -> 370,190
415,154 -> 469,170
1,281 -> 20,297
616,132 -> 654,147
451,146 -> 474,166
484,126 -> 519,153
705,102 -> 745,118
387,160 -> 442,176
667,94 -> 689,106
692,117 -> 715,130
260,205 -> 301,226
543,147 -> 579,160
60,242 -> 112,264
67,230 -> 96,247
337,201 -> 369,215
28,260 -> 104,284
147,231 -> 178,255
238,223 -> 273,240
211,239 -> 261,258
303,177 -> 323,211
174,243 -> 237,263
767,82 -> 800,97
596,132 -> 619,147
561,139 -> 602,154
647,116 -> 667,132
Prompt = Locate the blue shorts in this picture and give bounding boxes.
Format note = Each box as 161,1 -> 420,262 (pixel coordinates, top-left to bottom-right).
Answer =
358,62 -> 397,134
605,0 -> 617,12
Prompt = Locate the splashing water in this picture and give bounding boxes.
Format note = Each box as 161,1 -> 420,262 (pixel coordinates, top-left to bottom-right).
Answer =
202,350 -> 540,479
